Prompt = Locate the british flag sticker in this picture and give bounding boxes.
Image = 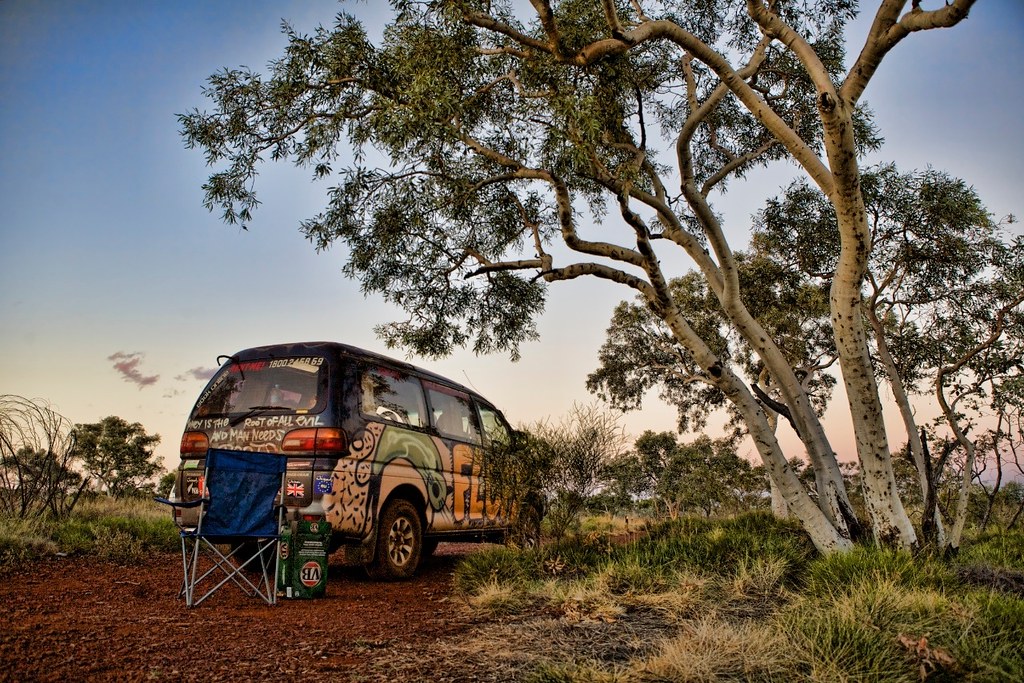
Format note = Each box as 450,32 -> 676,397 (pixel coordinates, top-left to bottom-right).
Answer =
286,480 -> 305,498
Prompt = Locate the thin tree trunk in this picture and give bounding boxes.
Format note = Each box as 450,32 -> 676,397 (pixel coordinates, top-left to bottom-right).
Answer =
867,305 -> 946,544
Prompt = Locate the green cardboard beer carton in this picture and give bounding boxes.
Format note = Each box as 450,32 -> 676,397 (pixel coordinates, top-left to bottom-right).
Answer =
278,519 -> 330,599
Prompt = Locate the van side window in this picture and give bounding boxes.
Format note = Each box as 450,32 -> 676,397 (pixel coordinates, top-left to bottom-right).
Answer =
424,383 -> 481,444
478,404 -> 510,446
360,367 -> 426,427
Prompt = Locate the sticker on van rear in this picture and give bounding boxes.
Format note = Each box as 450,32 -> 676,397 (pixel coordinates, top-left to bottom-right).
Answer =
313,474 -> 333,495
286,481 -> 305,498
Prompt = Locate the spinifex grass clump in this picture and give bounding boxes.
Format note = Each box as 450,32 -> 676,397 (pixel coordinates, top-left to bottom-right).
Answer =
0,516 -> 58,570
455,512 -> 814,599
781,548 -> 1024,681
453,517 -> 1024,682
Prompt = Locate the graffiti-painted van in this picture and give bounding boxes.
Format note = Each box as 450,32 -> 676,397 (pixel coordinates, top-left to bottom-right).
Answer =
170,341 -> 512,579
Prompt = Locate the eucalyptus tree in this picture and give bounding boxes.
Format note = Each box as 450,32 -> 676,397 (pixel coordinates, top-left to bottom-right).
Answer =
74,416 -> 163,498
636,431 -> 767,518
928,237 -> 1024,547
181,0 -> 978,551
588,253 -> 837,515
755,166 -> 1022,547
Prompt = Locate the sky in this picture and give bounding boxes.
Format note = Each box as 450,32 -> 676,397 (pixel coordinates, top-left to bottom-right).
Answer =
1,1 -> 1022,473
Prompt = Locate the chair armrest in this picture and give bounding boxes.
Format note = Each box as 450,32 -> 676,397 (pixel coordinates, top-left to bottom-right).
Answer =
154,496 -> 204,509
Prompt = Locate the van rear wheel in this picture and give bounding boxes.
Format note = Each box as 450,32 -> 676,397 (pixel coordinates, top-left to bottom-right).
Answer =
367,499 -> 422,580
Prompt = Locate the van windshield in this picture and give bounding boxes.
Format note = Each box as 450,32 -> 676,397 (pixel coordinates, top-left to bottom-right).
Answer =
194,356 -> 326,418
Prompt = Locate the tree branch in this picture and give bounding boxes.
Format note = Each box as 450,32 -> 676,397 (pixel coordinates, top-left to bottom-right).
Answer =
842,0 -> 976,105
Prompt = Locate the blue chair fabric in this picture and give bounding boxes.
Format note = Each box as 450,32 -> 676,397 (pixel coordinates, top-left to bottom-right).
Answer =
157,449 -> 287,607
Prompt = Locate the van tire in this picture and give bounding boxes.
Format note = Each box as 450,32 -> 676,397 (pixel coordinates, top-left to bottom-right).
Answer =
367,499 -> 422,580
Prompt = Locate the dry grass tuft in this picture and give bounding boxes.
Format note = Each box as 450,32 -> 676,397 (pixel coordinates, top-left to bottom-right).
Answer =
547,579 -> 626,624
468,579 -> 530,617
635,616 -> 792,682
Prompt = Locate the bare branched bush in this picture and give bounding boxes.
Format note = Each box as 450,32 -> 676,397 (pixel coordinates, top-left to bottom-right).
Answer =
0,395 -> 87,518
537,404 -> 627,539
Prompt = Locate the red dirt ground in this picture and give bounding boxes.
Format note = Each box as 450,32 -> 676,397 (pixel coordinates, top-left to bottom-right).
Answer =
1,545 -> 490,682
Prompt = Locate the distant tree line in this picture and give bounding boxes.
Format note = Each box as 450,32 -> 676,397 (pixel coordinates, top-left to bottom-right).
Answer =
0,395 -> 164,518
483,401 -> 1024,544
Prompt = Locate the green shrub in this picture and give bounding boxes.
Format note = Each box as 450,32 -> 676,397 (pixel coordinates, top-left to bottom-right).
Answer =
0,496 -> 179,568
94,515 -> 179,552
454,545 -> 538,594
51,517 -> 97,555
92,526 -> 146,565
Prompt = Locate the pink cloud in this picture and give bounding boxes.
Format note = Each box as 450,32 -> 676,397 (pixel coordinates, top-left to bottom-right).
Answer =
175,367 -> 217,382
108,351 -> 159,389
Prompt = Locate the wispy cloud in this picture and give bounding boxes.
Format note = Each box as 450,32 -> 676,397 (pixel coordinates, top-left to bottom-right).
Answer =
176,367 -> 217,382
108,351 -> 159,389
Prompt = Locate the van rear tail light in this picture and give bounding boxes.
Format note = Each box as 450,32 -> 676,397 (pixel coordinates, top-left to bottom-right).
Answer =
282,428 -> 346,455
180,431 -> 209,456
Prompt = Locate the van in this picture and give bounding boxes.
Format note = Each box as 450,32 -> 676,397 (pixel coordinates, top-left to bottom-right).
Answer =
170,341 -> 512,579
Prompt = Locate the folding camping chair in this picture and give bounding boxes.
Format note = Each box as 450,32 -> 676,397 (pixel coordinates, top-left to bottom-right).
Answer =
156,449 -> 286,607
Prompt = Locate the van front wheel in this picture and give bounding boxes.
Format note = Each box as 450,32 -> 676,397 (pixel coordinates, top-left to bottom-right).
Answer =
367,499 -> 422,580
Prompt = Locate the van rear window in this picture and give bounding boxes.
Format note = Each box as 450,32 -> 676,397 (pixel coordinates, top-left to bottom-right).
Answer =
194,356 -> 326,417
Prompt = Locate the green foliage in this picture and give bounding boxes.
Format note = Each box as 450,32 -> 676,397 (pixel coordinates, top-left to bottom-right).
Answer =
621,431 -> 769,519
0,498 -> 178,570
74,416 -> 162,498
179,1 -> 870,361
958,529 -> 1024,571
525,404 -> 627,541
0,515 -> 58,571
455,511 -> 813,596
480,429 -> 554,547
158,472 -> 176,498
633,513 -> 815,583
756,163 -> 1017,396
783,550 -> 1024,682
799,547 -> 957,598
454,544 -> 538,593
588,258 -> 837,433
586,278 -> 732,433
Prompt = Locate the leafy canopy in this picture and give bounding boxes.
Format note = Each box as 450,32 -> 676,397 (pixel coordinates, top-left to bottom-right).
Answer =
180,0 -> 872,360
74,416 -> 162,498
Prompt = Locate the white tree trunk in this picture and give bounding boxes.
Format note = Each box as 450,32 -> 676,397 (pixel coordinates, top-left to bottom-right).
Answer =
770,475 -> 790,519
660,308 -> 852,552
821,96 -> 917,549
949,440 -> 975,549
677,162 -> 857,539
